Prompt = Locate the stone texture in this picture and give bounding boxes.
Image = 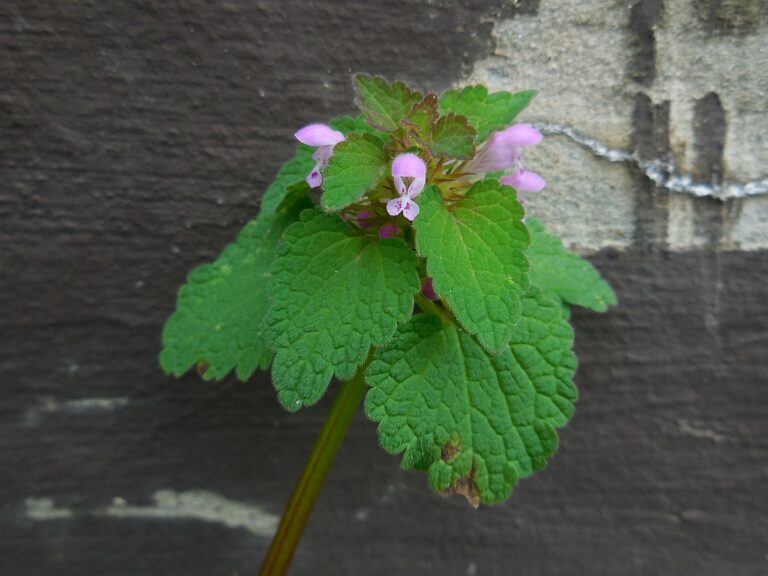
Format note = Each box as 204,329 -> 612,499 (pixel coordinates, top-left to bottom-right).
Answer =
654,0 -> 768,182
523,137 -> 636,251
467,1 -> 636,148
730,195 -> 768,249
465,0 -> 768,250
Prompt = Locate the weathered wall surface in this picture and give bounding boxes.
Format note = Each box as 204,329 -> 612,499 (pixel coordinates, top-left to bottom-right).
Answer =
1,1 -> 766,575
468,0 -> 768,251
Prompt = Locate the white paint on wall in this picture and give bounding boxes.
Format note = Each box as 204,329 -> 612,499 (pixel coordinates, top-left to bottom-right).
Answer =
23,396 -> 131,426
24,490 -> 280,537
106,490 -> 278,537
25,497 -> 74,520
24,490 -> 279,538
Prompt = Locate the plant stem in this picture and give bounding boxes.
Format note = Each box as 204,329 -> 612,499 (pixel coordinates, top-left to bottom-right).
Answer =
259,367 -> 368,575
414,293 -> 453,324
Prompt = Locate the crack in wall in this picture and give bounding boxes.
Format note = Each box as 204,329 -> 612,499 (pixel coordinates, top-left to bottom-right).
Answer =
536,122 -> 768,200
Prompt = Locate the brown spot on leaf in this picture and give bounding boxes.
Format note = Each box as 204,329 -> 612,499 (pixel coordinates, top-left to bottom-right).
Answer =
438,465 -> 481,509
195,361 -> 211,377
441,441 -> 460,462
438,441 -> 480,507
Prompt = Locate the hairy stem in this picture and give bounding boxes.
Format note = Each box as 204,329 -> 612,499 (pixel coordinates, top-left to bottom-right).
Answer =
415,293 -> 453,323
258,366 -> 368,575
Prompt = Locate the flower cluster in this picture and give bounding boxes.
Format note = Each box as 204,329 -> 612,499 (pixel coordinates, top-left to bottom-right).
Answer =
466,123 -> 545,204
294,121 -> 545,223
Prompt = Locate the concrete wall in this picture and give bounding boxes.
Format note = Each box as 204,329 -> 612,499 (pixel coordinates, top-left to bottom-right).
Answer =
2,1 -> 766,575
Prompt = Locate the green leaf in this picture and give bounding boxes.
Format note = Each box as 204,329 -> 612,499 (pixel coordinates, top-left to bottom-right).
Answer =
509,287 -> 578,428
428,113 -> 476,159
160,193 -> 312,381
261,144 -> 315,214
275,181 -> 311,214
439,86 -> 537,141
322,133 -> 389,211
268,209 -> 420,411
354,74 -> 423,131
403,93 -> 439,134
365,287 -> 577,505
330,114 -> 387,138
414,181 -> 530,352
526,218 -> 617,312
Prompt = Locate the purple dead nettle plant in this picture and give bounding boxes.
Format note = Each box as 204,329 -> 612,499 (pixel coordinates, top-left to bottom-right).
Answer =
161,74 -> 618,576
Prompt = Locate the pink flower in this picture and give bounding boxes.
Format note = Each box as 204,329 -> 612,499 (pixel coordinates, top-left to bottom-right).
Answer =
378,224 -> 401,238
500,170 -> 545,220
495,123 -> 543,146
500,169 -> 546,194
421,277 -> 438,301
357,211 -> 374,229
467,123 -> 546,195
294,123 -> 346,188
387,153 -> 426,221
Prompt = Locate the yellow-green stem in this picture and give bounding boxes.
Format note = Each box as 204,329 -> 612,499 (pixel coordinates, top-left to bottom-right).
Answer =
258,367 -> 368,576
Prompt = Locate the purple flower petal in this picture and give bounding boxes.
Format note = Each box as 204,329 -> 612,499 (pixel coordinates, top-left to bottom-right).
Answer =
467,137 -> 520,173
495,124 -> 543,147
306,163 -> 323,188
421,277 -> 438,301
313,144 -> 335,165
408,176 -> 426,199
294,123 -> 345,147
379,224 -> 401,238
357,211 -> 374,229
392,153 -> 426,179
402,199 -> 420,221
501,169 -> 546,193
386,197 -> 403,217
394,176 -> 408,197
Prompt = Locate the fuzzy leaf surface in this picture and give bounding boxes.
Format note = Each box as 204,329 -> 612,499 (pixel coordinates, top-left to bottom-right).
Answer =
268,209 -> 420,411
414,181 -> 530,352
160,195 -> 311,381
354,74 -> 423,131
404,94 -> 439,134
365,288 -> 576,504
439,86 -> 537,141
526,218 -> 617,312
322,133 -> 388,211
330,114 -> 386,138
429,113 -> 476,160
